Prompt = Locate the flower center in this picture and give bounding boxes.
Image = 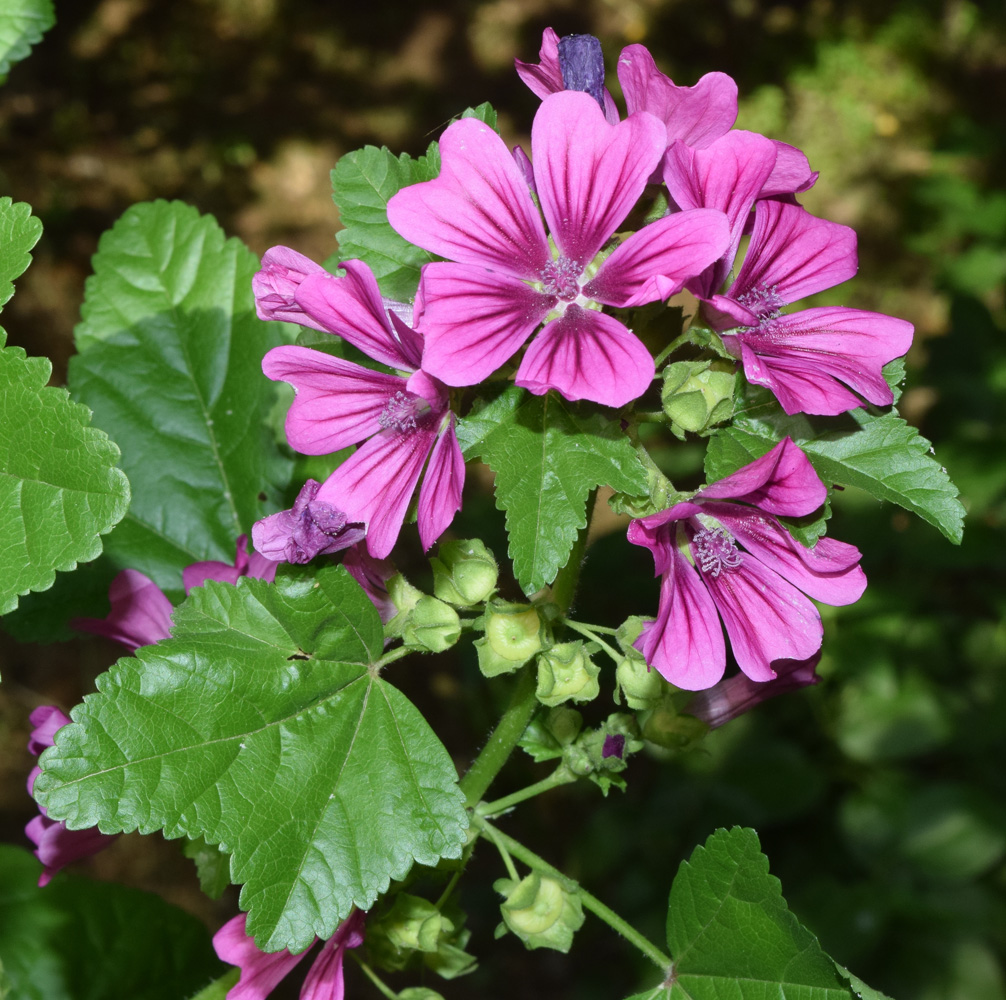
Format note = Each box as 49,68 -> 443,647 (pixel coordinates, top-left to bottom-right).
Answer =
541,255 -> 582,302
691,526 -> 743,578
378,390 -> 423,433
736,283 -> 785,322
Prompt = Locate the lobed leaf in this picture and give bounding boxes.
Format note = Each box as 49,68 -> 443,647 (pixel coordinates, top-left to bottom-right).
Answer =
69,201 -> 292,600
457,387 -> 648,593
0,196 -> 42,306
0,0 -> 54,79
705,385 -> 964,544
34,567 -> 467,953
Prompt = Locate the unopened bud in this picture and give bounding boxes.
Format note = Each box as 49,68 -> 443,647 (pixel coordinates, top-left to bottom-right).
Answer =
535,641 -> 600,707
431,539 -> 498,607
661,359 -> 736,434
403,596 -> 461,653
494,873 -> 584,952
640,703 -> 708,750
381,894 -> 444,953
480,601 -> 547,675
615,655 -> 670,711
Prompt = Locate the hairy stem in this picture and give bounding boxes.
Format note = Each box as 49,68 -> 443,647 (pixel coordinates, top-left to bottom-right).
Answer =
477,765 -> 576,818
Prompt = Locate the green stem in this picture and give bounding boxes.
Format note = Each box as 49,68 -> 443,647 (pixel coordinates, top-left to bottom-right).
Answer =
653,328 -> 693,368
478,765 -> 576,818
354,959 -> 399,1000
374,645 -> 413,670
482,821 -> 520,881
563,619 -> 623,666
473,816 -> 672,971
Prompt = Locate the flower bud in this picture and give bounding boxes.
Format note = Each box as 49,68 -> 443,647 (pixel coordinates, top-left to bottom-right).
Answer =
477,602 -> 548,677
661,359 -> 737,435
403,596 -> 461,653
380,894 -> 444,954
615,655 -> 671,711
535,641 -> 600,707
430,539 -> 498,607
494,872 -> 584,952
639,702 -> 708,750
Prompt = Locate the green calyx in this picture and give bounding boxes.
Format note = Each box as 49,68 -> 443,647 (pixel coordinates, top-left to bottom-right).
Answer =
402,596 -> 461,653
494,872 -> 585,952
431,538 -> 498,607
661,358 -> 737,436
476,601 -> 550,677
535,641 -> 600,707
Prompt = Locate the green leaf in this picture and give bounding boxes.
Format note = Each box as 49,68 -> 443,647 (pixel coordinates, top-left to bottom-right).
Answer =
183,835 -> 232,899
705,386 -> 964,544
0,844 -> 223,1000
0,196 -> 42,307
457,388 -> 648,593
0,0 -> 53,79
331,146 -> 436,301
833,963 -> 894,1000
69,201 -> 292,600
34,566 -> 467,953
0,329 -> 130,615
661,827 -> 860,999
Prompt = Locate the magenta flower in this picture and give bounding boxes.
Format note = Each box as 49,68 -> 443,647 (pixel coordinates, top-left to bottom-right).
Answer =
25,706 -> 118,885
342,544 -> 397,624
692,198 -> 914,415
387,91 -> 729,407
253,480 -> 366,564
685,653 -> 821,728
256,252 -> 464,559
627,438 -> 866,691
214,910 -> 365,1000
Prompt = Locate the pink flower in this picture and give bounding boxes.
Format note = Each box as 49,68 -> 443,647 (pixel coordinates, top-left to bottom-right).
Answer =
627,438 -> 866,691
690,197 -> 913,416
25,706 -> 118,885
387,91 -> 729,407
342,544 -> 397,624
253,480 -> 366,564
73,537 -> 279,653
213,911 -> 365,1000
256,252 -> 464,559
686,653 -> 821,728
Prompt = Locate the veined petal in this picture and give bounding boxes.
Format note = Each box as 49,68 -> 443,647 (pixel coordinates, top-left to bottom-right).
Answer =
697,437 -> 826,517
387,118 -> 551,277
635,544 -> 727,691
617,46 -> 737,149
531,91 -> 666,266
709,504 -> 867,606
28,706 -> 71,756
628,502 -> 707,575
300,912 -> 365,1000
586,208 -> 730,308
317,426 -> 438,559
213,913 -> 309,1000
262,345 -> 407,455
516,306 -> 654,407
26,815 -> 118,887
253,246 -> 328,327
515,27 -> 564,100
417,262 -> 553,386
294,261 -> 420,371
72,569 -> 174,653
758,141 -> 818,198
729,200 -> 858,309
663,132 -> 778,296
417,418 -> 465,551
701,554 -> 823,682
735,307 -> 914,415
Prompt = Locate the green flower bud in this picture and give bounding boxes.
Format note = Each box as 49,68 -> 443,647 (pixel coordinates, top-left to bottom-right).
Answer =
480,601 -> 547,674
615,655 -> 671,711
639,702 -> 709,750
403,596 -> 461,653
381,894 -> 444,953
545,705 -> 583,747
535,641 -> 600,707
494,873 -> 584,952
431,539 -> 498,607
383,572 -> 426,639
661,359 -> 737,435
398,989 -> 447,1000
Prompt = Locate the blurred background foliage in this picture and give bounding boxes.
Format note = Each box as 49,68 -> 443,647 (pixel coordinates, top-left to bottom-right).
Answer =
0,1 -> 1004,999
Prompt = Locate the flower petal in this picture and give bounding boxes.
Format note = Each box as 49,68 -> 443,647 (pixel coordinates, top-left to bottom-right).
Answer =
317,426 -> 438,559
263,345 -> 407,455
343,544 -> 397,623
734,306 -> 914,415
387,118 -> 551,277
300,912 -> 365,1000
26,814 -> 118,886
72,569 -> 174,653
213,913 -> 309,1000
617,46 -> 737,149
586,208 -> 730,308
700,554 -> 823,682
516,306 -> 654,407
728,200 -> 858,310
416,262 -> 553,386
417,419 -> 465,551
294,261 -> 421,371
28,706 -> 71,756
697,437 -> 826,517
531,91 -> 666,266
253,246 -> 328,327
758,141 -> 818,198
635,543 -> 727,691
515,27 -> 564,100
709,504 -> 867,606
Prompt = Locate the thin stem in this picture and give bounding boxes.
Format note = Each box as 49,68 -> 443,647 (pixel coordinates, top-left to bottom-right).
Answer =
563,619 -> 623,665
474,816 -> 672,971
482,821 -> 521,881
354,959 -> 399,1000
565,620 -> 617,635
374,645 -> 413,670
478,765 -> 576,818
434,865 -> 464,911
653,328 -> 693,368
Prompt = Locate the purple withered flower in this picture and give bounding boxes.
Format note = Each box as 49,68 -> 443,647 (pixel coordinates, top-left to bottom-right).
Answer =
25,706 -> 118,885
601,733 -> 626,759
253,480 -> 366,564
256,251 -> 464,559
694,199 -> 914,415
213,910 -> 365,1000
627,438 -> 866,691
686,653 -> 822,728
387,92 -> 729,408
